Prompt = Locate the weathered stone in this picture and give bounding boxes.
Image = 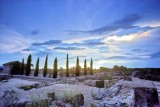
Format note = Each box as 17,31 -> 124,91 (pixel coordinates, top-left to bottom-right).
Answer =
96,80 -> 104,88
90,100 -> 101,107
91,88 -> 106,100
25,102 -> 32,107
84,80 -> 96,86
47,92 -> 55,101
8,101 -> 27,107
115,102 -> 127,107
40,99 -> 49,107
104,80 -> 114,88
71,93 -> 84,107
107,85 -> 121,97
135,88 -> 159,107
56,101 -> 66,107
1,90 -> 19,107
48,98 -> 52,105
76,77 -> 86,82
1,80 -> 8,83
0,74 -> 11,81
32,101 -> 39,107
84,80 -> 104,88
19,85 -> 36,91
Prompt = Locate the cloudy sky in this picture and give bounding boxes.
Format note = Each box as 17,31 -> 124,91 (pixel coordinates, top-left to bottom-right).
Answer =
0,0 -> 160,68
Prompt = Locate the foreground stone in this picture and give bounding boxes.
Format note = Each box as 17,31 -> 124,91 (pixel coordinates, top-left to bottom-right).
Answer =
90,100 -> 101,107
71,93 -> 84,107
0,90 -> 19,107
8,101 -> 27,107
84,80 -> 104,88
135,88 -> 159,106
91,88 -> 106,100
0,74 -> 11,81
96,80 -> 104,88
25,102 -> 32,107
104,80 -> 114,88
56,101 -> 66,107
47,92 -> 55,101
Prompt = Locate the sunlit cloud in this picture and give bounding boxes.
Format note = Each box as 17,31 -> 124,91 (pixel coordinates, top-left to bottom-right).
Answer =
103,31 -> 149,43
63,35 -> 102,43
136,22 -> 160,28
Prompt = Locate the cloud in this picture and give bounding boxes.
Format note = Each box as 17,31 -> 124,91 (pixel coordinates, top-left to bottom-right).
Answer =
150,51 -> 160,58
22,48 -> 32,51
34,50 -> 51,57
84,41 -> 105,46
136,21 -> 160,28
63,36 -> 102,43
103,31 -> 149,43
32,40 -> 62,46
66,14 -> 142,35
132,49 -> 149,52
54,47 -> 85,50
30,29 -> 40,35
0,25 -> 32,53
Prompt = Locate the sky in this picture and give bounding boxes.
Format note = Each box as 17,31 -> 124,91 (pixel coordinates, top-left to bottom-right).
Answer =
0,0 -> 160,68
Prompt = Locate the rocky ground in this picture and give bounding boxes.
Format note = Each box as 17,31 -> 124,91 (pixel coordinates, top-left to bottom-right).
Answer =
0,74 -> 160,107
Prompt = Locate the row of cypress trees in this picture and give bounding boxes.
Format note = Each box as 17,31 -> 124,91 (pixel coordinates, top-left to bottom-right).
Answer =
22,54 -> 93,78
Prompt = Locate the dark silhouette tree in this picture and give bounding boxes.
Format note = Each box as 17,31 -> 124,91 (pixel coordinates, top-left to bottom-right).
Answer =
84,59 -> 87,75
26,54 -> 32,76
53,57 -> 58,78
66,54 -> 69,77
76,56 -> 80,76
10,61 -> 21,75
43,55 -> 48,77
34,57 -> 39,76
90,58 -> 93,75
20,58 -> 24,75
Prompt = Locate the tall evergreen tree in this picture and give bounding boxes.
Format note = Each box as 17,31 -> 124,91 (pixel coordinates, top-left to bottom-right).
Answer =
26,54 -> 32,76
34,58 -> 39,76
66,54 -> 69,77
90,58 -> 93,75
76,56 -> 80,76
53,57 -> 58,78
20,58 -> 24,75
43,55 -> 48,77
84,59 -> 87,75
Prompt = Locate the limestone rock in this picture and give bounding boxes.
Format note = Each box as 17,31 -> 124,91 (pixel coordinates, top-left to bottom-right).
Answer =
47,92 -> 55,101
71,93 -> 84,107
96,80 -> 104,88
25,102 -> 32,107
90,100 -> 101,107
56,101 -> 66,107
84,80 -> 96,86
41,99 -> 49,107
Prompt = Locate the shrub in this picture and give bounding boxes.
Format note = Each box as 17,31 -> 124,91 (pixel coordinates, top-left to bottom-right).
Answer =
99,75 -> 113,81
62,90 -> 79,102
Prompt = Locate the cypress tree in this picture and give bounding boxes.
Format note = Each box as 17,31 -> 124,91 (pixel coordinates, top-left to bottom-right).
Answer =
43,55 -> 48,77
90,58 -> 93,75
20,58 -> 24,75
26,54 -> 32,76
76,56 -> 79,76
66,54 -> 69,77
84,59 -> 87,75
53,57 -> 58,78
34,58 -> 39,76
